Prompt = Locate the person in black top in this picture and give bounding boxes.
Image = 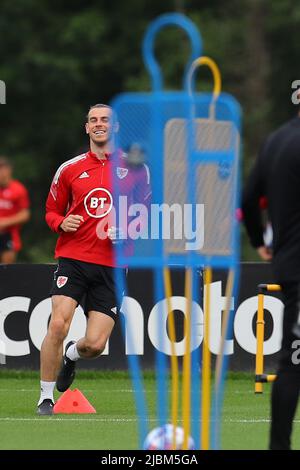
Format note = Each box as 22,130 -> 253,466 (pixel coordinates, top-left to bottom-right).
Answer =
243,110 -> 300,450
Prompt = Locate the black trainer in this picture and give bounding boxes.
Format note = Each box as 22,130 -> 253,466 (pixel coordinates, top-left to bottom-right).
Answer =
37,399 -> 54,416
56,340 -> 77,392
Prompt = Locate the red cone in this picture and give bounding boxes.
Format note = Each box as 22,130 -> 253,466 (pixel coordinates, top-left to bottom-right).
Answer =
54,389 -> 96,414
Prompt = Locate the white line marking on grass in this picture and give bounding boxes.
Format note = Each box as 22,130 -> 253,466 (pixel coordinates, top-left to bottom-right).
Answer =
225,419 -> 300,424
0,417 -> 296,424
0,390 -> 47,393
0,390 -> 37,392
0,387 -> 96,393
0,417 -> 157,422
225,419 -> 271,423
0,389 -> 135,393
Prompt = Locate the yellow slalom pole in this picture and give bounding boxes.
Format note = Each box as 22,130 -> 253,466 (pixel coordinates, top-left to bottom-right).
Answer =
163,267 -> 179,449
255,292 -> 265,394
182,268 -> 192,449
201,267 -> 212,450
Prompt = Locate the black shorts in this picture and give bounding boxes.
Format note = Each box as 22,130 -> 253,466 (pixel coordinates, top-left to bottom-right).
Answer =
0,233 -> 13,253
50,257 -> 125,321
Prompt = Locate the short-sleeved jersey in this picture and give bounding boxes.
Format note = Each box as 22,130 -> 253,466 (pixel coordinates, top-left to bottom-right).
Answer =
0,180 -> 30,251
46,150 -> 151,267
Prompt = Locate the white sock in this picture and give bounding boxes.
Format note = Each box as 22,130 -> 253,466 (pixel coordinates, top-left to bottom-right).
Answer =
38,381 -> 55,406
66,343 -> 81,361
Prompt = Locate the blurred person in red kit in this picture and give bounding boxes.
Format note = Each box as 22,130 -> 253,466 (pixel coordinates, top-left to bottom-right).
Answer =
0,157 -> 30,263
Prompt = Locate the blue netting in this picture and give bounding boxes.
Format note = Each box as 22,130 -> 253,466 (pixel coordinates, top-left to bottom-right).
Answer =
111,92 -> 241,269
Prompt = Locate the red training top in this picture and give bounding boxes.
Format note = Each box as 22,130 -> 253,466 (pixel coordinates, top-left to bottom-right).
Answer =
0,180 -> 30,251
46,150 -> 151,267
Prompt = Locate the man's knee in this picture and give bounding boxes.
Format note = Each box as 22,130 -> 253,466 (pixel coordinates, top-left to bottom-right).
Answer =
84,338 -> 107,357
48,317 -> 69,342
47,296 -> 76,342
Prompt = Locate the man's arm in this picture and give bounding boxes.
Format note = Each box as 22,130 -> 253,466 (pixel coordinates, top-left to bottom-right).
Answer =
242,141 -> 272,260
133,163 -> 152,209
0,183 -> 30,230
45,168 -> 83,233
133,163 -> 152,232
0,208 -> 30,230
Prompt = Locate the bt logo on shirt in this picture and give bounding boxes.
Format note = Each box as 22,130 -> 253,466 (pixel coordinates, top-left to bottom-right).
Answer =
84,188 -> 113,218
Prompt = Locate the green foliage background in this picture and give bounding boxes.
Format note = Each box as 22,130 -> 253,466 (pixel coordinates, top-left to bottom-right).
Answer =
0,0 -> 299,262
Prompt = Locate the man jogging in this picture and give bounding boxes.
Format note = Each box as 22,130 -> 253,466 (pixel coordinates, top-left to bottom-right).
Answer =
38,104 -> 151,415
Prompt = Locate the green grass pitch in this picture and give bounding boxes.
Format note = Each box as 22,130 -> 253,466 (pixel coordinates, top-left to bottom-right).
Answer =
0,370 -> 300,450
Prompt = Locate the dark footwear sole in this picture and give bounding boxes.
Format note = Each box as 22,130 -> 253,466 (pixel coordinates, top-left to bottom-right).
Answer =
37,399 -> 54,415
